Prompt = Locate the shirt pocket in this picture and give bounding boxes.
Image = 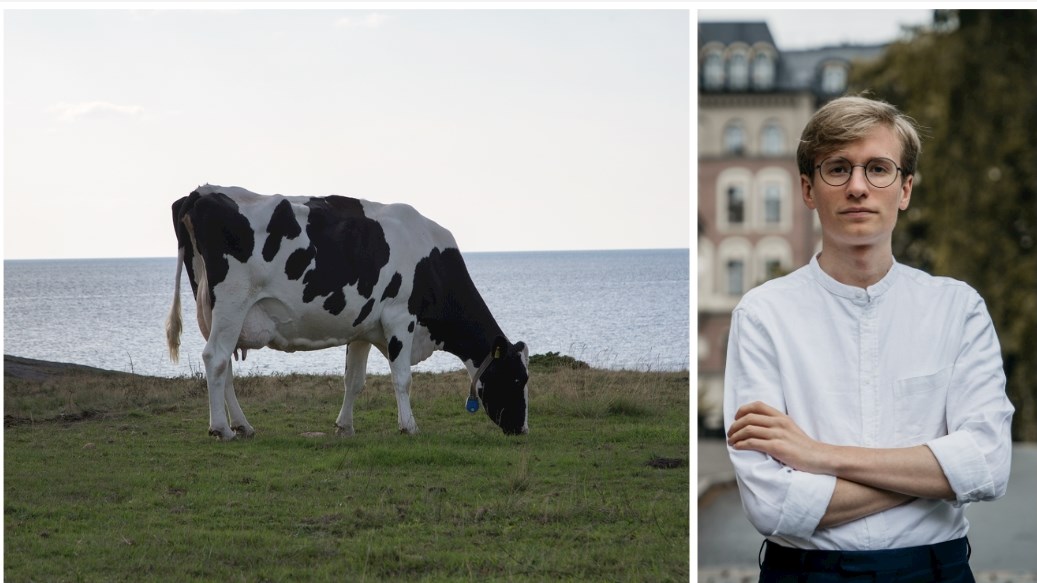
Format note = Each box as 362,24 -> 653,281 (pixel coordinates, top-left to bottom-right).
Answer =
893,366 -> 952,445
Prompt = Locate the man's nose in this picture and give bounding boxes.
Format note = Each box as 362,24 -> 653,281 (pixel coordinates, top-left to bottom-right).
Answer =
846,165 -> 870,196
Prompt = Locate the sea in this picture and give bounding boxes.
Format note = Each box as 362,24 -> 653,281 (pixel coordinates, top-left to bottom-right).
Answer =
3,249 -> 689,378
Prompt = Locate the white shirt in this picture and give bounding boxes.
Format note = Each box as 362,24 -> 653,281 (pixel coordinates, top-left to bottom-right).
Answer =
723,255 -> 1014,551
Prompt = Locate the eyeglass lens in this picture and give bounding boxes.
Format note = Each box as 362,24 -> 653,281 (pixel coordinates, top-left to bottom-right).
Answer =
819,158 -> 899,188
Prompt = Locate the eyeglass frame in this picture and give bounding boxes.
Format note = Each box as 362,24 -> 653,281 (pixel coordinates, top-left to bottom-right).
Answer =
813,156 -> 905,188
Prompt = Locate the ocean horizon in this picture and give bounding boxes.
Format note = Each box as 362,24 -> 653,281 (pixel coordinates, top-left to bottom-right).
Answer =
4,248 -> 690,378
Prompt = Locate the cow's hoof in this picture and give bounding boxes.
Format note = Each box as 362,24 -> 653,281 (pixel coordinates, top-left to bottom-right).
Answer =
232,425 -> 256,439
398,426 -> 419,436
335,424 -> 355,437
209,428 -> 236,441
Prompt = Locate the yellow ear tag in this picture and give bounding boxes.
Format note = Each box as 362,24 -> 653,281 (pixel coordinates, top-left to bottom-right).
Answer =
494,346 -> 502,359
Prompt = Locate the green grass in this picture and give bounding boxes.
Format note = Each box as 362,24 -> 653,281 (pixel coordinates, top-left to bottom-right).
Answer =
4,364 -> 689,582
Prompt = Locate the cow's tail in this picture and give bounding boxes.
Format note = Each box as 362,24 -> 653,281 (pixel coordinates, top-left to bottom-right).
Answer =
183,215 -> 214,342
166,246 -> 185,363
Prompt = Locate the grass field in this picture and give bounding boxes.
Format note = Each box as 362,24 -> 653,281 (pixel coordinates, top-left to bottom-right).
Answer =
4,356 -> 689,582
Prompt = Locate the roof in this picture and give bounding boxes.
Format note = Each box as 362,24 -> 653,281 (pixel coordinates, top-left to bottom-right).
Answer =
777,44 -> 886,92
698,21 -> 887,96
698,21 -> 775,48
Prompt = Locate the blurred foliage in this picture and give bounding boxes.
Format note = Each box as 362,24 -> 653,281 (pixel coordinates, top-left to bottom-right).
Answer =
851,10 -> 1037,440
528,351 -> 590,373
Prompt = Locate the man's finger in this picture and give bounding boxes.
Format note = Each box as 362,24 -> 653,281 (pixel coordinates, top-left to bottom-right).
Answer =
734,400 -> 783,419
727,412 -> 779,438
727,418 -> 783,444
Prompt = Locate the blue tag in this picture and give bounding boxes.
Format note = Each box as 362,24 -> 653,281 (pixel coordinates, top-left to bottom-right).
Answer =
465,396 -> 479,413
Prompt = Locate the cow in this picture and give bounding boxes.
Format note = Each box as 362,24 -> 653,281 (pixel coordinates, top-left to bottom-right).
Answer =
165,185 -> 529,439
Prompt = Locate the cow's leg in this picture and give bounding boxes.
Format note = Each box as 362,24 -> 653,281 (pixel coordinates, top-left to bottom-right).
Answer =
224,360 -> 255,438
336,341 -> 371,436
388,346 -> 419,435
201,321 -> 243,441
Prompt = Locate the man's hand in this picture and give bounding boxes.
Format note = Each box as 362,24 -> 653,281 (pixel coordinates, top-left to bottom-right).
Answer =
727,401 -> 833,474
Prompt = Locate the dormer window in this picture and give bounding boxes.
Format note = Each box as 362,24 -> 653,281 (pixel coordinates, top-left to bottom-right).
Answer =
821,62 -> 848,94
703,49 -> 725,91
751,50 -> 775,90
728,49 -> 749,91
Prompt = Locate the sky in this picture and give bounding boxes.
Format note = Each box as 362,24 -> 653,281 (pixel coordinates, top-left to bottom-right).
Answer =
698,7 -> 935,50
0,6 -> 954,260
3,8 -> 690,259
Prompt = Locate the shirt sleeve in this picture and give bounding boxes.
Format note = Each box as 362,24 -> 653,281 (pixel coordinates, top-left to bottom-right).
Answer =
723,307 -> 836,539
925,291 -> 1014,506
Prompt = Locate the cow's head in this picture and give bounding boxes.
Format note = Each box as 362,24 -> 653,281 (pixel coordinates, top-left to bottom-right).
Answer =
475,336 -> 529,435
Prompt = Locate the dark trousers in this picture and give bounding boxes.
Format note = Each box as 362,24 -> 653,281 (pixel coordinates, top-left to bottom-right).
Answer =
759,537 -> 975,582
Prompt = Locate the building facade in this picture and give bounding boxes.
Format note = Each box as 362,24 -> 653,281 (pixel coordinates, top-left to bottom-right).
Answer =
697,22 -> 885,432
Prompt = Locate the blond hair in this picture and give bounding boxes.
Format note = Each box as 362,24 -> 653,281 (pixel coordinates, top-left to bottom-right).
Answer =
797,96 -> 922,179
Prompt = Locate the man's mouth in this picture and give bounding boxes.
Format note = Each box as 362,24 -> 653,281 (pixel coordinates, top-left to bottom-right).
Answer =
840,207 -> 876,216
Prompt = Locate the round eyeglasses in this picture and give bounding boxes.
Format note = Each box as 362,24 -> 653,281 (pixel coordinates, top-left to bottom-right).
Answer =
815,157 -> 903,188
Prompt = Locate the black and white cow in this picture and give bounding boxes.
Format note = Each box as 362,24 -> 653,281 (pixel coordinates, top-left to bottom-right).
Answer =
165,185 -> 529,439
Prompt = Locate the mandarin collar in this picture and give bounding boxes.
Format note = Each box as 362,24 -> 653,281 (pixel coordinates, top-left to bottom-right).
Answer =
809,254 -> 899,303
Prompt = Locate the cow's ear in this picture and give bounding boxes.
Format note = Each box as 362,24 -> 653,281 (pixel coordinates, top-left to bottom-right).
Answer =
492,335 -> 509,360
515,341 -> 529,365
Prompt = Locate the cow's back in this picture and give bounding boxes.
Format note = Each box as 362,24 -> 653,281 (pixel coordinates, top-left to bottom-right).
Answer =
176,185 -> 457,354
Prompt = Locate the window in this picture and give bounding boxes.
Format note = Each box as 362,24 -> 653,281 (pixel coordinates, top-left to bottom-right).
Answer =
726,259 -> 745,296
756,237 -> 793,285
760,123 -> 784,156
723,122 -> 746,156
821,63 -> 848,94
703,50 -> 724,91
755,167 -> 793,232
763,183 -> 782,224
728,51 -> 749,91
763,259 -> 782,281
727,185 -> 745,225
718,236 -> 752,296
752,51 -> 775,90
718,168 -> 753,232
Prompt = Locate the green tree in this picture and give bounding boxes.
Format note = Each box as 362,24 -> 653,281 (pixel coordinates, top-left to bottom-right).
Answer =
851,9 -> 1037,441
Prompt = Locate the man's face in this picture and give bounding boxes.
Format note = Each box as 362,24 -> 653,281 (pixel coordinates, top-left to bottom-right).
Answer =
801,125 -> 913,251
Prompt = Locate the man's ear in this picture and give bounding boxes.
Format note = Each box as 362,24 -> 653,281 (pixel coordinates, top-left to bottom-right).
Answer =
801,174 -> 817,210
899,174 -> 913,211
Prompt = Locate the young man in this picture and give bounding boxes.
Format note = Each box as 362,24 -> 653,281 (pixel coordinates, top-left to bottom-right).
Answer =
723,96 -> 1014,582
